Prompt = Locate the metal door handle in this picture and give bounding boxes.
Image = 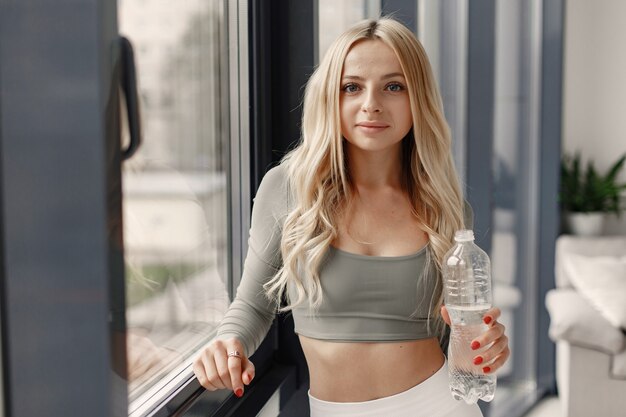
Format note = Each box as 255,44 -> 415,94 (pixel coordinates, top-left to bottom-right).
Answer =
119,36 -> 141,160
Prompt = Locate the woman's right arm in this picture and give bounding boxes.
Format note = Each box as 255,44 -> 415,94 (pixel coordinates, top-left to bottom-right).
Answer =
193,166 -> 288,397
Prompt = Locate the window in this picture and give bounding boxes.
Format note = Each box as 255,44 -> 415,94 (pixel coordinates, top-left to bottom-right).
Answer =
317,0 -> 380,60
416,2 -> 550,416
118,0 -> 240,413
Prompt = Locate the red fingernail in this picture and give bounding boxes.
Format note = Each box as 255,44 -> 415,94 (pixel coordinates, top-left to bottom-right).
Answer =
473,356 -> 483,365
235,388 -> 243,398
483,366 -> 491,373
471,341 -> 481,350
484,316 -> 492,324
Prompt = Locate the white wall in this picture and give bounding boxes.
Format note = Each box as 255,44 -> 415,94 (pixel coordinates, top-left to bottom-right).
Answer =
563,0 -> 626,234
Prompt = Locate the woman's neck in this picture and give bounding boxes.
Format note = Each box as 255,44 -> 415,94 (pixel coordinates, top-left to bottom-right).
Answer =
346,145 -> 403,189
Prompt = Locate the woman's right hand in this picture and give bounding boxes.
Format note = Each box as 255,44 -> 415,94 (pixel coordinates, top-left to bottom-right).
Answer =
193,337 -> 256,397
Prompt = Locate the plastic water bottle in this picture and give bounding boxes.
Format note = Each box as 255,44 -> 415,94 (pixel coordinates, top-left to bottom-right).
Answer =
443,229 -> 496,404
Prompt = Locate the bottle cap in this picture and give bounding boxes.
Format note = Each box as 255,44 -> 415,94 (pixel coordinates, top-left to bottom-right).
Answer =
454,229 -> 474,242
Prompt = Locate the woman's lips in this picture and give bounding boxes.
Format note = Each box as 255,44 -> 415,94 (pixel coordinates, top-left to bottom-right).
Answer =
356,122 -> 389,133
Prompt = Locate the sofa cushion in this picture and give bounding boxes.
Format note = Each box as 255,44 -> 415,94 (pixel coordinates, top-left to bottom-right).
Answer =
555,235 -> 626,288
564,253 -> 626,330
546,289 -> 624,354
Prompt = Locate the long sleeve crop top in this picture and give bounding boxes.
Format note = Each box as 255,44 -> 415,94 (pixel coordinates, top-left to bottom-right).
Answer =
216,164 -> 473,357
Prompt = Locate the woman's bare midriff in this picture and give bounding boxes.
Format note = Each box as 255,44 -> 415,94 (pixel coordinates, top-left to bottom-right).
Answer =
300,335 -> 445,402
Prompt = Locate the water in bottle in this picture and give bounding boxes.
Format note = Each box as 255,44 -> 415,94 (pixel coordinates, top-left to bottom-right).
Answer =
443,229 -> 497,404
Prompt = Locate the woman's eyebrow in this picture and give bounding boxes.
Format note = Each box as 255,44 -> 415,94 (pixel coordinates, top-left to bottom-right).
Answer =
342,72 -> 406,81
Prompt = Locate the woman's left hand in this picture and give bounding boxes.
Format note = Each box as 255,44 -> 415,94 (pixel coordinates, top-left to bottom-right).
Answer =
441,306 -> 510,375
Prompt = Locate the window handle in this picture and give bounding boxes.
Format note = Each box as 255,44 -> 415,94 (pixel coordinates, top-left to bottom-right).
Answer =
119,36 -> 141,160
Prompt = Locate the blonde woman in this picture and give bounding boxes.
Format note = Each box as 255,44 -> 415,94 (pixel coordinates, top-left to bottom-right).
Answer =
194,18 -> 510,416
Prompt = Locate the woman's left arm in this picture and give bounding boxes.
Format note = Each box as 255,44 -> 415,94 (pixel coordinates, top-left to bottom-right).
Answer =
440,306 -> 511,374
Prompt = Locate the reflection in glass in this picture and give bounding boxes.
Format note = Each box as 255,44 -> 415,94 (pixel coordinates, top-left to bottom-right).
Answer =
119,0 -> 230,404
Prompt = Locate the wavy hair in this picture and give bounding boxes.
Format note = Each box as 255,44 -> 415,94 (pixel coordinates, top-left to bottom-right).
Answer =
264,18 -> 465,326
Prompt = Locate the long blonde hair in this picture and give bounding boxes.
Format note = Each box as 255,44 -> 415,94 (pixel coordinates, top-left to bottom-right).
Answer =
264,18 -> 465,321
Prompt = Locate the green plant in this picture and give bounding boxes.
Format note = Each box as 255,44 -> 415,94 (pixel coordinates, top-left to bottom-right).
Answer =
560,152 -> 626,215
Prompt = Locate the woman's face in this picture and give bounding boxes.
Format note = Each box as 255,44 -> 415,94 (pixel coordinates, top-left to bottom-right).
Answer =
339,39 -> 413,155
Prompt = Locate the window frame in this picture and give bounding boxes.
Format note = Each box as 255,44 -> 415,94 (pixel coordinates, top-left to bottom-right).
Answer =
0,0 -> 126,416
129,0 -> 311,414
125,0 -> 264,415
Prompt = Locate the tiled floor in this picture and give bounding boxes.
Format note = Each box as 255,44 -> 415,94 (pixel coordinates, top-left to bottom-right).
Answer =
522,396 -> 561,417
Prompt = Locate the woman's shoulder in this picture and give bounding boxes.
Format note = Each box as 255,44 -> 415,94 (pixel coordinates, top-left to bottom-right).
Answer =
256,163 -> 290,199
258,163 -> 289,190
254,163 -> 292,216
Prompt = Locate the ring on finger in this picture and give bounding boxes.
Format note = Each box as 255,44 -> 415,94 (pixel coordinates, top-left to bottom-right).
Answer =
227,350 -> 242,359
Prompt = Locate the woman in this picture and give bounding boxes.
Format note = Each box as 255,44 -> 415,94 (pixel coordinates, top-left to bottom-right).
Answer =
193,18 -> 510,416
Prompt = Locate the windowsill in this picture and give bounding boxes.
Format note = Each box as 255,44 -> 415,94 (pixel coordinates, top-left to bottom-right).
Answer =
129,359 -> 196,417
128,326 -> 218,417
128,324 -> 286,417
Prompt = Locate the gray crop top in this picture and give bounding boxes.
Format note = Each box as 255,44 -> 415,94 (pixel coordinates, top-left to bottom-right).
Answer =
216,165 -> 473,356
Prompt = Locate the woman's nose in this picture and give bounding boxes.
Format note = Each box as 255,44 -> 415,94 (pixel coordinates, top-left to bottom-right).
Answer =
361,90 -> 382,113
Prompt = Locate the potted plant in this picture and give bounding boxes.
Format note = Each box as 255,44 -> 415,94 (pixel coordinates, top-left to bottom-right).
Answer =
560,152 -> 626,235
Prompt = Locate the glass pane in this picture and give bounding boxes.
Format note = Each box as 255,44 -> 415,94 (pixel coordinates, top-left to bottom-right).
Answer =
491,0 -> 538,415
318,0 -> 380,60
118,0 -> 230,404
419,1 -> 539,415
418,0 -> 467,182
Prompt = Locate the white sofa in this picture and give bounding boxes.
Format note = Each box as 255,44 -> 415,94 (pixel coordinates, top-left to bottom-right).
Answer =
545,235 -> 626,417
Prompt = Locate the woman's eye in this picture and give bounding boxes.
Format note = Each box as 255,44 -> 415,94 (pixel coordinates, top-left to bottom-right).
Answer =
386,83 -> 404,92
342,83 -> 359,93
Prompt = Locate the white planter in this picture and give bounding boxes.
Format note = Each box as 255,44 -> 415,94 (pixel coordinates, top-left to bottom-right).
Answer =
566,212 -> 605,236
